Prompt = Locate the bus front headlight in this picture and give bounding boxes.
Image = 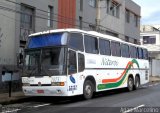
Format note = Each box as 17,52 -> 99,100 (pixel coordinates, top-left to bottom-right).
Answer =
23,83 -> 30,86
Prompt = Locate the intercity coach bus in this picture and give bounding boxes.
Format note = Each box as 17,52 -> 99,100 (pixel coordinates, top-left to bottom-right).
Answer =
22,29 -> 149,99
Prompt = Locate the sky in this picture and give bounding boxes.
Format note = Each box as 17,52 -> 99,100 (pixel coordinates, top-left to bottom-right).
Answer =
132,0 -> 160,25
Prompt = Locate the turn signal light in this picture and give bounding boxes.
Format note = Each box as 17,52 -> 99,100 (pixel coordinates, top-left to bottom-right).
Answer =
51,82 -> 65,86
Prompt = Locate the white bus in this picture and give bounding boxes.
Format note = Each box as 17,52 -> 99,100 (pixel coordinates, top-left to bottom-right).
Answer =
22,29 -> 149,99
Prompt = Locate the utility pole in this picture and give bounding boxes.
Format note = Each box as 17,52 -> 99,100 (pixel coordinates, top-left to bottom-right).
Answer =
96,0 -> 100,31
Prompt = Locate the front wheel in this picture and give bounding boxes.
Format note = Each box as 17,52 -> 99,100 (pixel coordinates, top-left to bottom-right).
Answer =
134,76 -> 140,90
127,77 -> 134,91
83,80 -> 94,99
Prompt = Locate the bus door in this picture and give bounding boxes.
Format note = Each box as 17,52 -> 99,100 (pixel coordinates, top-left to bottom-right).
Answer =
68,49 -> 78,94
68,49 -> 85,94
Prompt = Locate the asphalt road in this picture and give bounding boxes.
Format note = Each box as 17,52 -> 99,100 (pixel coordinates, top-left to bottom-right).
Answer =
1,82 -> 160,113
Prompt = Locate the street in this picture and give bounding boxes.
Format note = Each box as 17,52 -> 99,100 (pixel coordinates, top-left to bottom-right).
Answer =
1,82 -> 160,113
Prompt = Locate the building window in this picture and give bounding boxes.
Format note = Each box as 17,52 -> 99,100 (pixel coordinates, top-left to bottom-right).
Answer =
134,39 -> 138,44
21,4 -> 35,30
89,0 -> 96,7
47,6 -> 53,27
106,0 -> 120,18
106,0 -> 110,13
80,0 -> 83,11
134,14 -> 138,27
143,36 -> 156,44
125,9 -> 130,23
110,1 -> 120,17
125,36 -> 129,42
20,4 -> 34,42
79,16 -> 83,29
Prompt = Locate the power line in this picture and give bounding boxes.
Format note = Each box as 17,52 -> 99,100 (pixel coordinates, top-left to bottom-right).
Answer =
5,0 -> 92,25
4,0 -> 125,34
0,5 -> 91,30
2,0 -> 135,39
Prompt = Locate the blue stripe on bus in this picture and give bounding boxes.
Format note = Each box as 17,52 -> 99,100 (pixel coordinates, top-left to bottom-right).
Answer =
28,33 -> 63,48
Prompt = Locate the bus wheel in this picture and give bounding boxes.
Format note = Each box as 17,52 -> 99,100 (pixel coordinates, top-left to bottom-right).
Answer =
134,76 -> 140,90
127,77 -> 134,91
83,80 -> 94,99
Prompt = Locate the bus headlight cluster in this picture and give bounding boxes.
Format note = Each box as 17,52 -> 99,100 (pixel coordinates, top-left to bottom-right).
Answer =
51,82 -> 65,86
23,83 -> 30,86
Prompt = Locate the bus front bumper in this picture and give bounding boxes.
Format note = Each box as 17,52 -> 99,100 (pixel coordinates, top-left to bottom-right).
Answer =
22,86 -> 68,96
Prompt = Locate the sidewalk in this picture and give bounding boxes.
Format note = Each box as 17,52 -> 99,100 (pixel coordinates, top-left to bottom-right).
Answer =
149,76 -> 160,83
0,91 -> 27,104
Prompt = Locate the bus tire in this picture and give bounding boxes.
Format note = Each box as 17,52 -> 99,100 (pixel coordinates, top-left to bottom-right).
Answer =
83,80 -> 94,100
127,76 -> 134,91
134,76 -> 140,90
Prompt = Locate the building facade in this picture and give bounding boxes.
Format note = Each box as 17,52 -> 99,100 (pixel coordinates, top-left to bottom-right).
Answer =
140,25 -> 160,76
140,25 -> 160,59
0,0 -> 140,92
0,0 -> 56,92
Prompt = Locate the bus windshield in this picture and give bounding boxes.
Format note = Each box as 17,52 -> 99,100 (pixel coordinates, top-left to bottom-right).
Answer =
24,47 -> 67,76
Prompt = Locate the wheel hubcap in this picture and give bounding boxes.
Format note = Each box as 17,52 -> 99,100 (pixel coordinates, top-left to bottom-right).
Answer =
136,80 -> 139,88
85,85 -> 92,96
129,79 -> 133,90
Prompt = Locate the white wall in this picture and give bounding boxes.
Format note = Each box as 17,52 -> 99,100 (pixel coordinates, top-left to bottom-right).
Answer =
151,59 -> 160,76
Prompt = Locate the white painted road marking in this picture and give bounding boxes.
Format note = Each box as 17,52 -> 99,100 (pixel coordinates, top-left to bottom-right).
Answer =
0,103 -> 51,113
33,103 -> 51,108
149,84 -> 153,87
2,109 -> 21,113
123,104 -> 145,113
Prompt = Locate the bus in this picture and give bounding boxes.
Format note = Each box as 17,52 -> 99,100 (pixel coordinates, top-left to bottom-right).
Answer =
22,29 -> 149,99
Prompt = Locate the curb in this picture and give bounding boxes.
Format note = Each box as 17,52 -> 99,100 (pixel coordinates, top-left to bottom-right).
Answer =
0,104 -> 2,112
0,97 -> 29,105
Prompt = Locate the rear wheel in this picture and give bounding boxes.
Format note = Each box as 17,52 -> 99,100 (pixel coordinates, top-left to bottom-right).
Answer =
83,80 -> 94,99
127,77 -> 134,91
134,76 -> 140,90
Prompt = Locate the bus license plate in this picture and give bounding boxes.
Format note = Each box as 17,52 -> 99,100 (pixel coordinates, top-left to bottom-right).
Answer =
37,90 -> 44,93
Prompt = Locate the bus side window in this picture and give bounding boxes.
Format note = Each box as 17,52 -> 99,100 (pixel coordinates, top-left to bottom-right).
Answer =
121,44 -> 129,58
78,53 -> 85,72
111,41 -> 121,57
68,50 -> 77,74
129,46 -> 137,58
69,33 -> 84,51
84,35 -> 98,54
138,48 -> 143,59
143,49 -> 148,60
99,38 -> 111,56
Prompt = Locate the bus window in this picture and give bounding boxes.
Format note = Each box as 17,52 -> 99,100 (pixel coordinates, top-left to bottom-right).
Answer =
68,33 -> 84,51
99,39 -> 111,55
111,41 -> 121,57
68,50 -> 77,74
138,48 -> 143,59
121,44 -> 129,58
84,35 -> 98,54
78,53 -> 85,72
143,49 -> 148,60
129,46 -> 137,58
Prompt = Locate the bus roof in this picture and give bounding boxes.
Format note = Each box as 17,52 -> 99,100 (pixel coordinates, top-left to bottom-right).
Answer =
29,28 -> 146,49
